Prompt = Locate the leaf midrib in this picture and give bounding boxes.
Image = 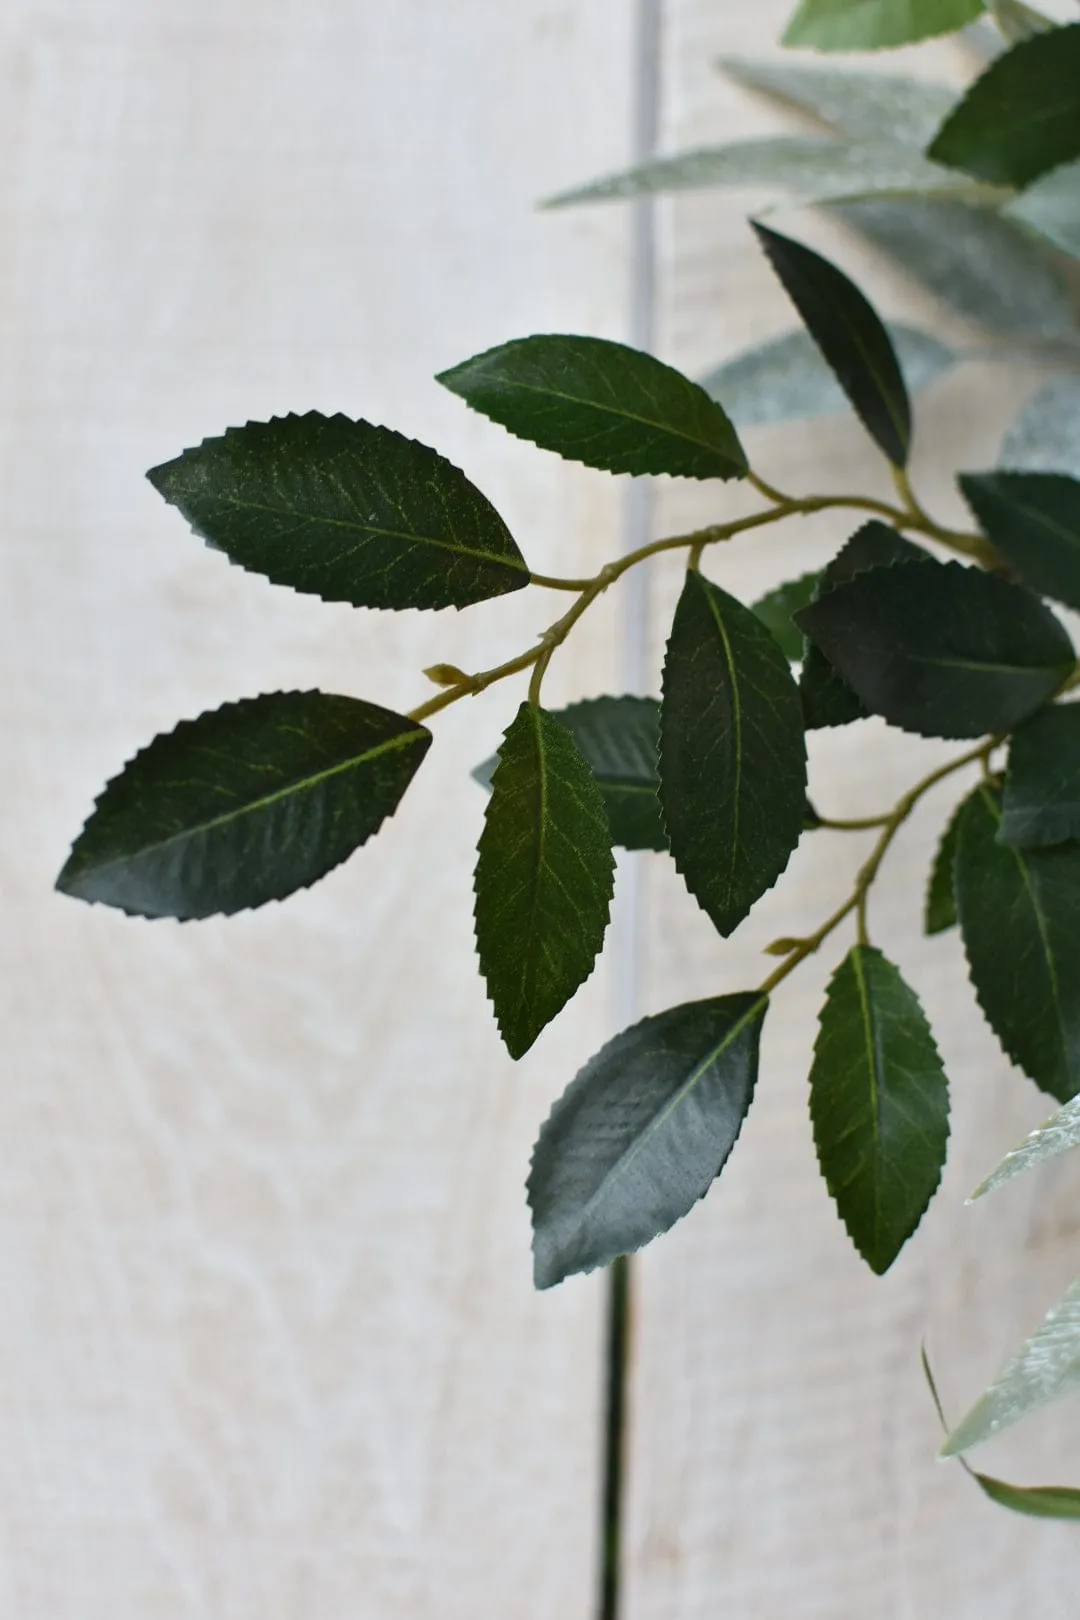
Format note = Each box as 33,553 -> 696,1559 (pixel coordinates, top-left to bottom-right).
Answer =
463,373 -> 738,460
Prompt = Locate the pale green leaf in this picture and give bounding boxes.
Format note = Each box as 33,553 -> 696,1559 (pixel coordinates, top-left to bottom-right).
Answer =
783,0 -> 986,51
971,1092 -> 1080,1199
1001,379 -> 1080,477
1007,159 -> 1080,259
720,57 -> 957,147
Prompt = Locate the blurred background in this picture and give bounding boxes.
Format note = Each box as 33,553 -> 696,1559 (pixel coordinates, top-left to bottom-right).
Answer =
3,2 -> 1079,1616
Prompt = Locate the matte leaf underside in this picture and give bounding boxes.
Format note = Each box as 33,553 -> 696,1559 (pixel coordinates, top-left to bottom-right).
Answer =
753,222 -> 911,467
1001,380 -> 1080,477
810,945 -> 949,1274
783,0 -> 985,51
972,1090 -> 1080,1200
57,691 -> 432,919
437,334 -> 747,481
799,523 -> 930,730
474,703 -> 615,1060
474,695 -> 666,853
942,1276 -> 1080,1456
528,993 -> 767,1288
961,471 -> 1080,612
1001,703 -> 1080,847
956,785 -> 1080,1102
796,557 -> 1074,739
147,413 -> 528,611
1007,158 -> 1080,260
661,569 -> 807,937
720,58 -> 958,148
928,24 -> 1080,188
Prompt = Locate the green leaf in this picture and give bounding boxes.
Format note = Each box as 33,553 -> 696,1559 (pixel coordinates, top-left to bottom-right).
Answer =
1007,158 -> 1080,259
831,197 -> 1080,344
799,523 -> 931,730
990,0 -> 1057,42
474,703 -> 615,1060
544,136 -> 993,211
796,557 -> 1074,738
700,324 -> 957,430
56,692 -> 432,919
783,0 -> 985,50
971,1091 -> 1080,1199
753,222 -> 911,467
810,946 -> 949,1275
942,1276 -> 1080,1456
528,993 -> 767,1288
751,572 -> 821,660
437,335 -> 746,482
960,471 -> 1080,611
720,57 -> 958,147
473,695 -> 666,853
1001,380 -> 1080,477
956,784 -> 1080,1101
146,413 -> 529,612
928,24 -> 1080,188
660,570 -> 807,937
1001,703 -> 1080,847
925,793 -> 968,935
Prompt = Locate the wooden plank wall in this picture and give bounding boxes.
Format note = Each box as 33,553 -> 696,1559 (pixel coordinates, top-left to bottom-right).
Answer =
623,5 -> 1080,1616
0,5 -> 636,1616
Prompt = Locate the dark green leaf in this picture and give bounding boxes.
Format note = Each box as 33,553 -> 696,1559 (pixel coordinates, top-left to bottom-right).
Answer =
473,695 -> 666,853
783,0 -> 985,50
799,523 -> 931,730
972,1474 -> 1080,1519
796,557 -> 1074,738
660,570 -> 807,936
1001,703 -> 1080,847
544,136 -> 988,212
146,413 -> 528,612
56,692 -> 431,919
925,794 -> 968,935
971,1091 -> 1080,1199
753,222 -> 911,467
960,471 -> 1080,612
1007,158 -> 1080,259
831,197 -> 1080,345
528,993 -> 767,1288
928,24 -> 1080,187
720,57 -> 958,147
700,324 -> 956,430
474,703 -> 615,1060
437,335 -> 746,481
810,945 -> 949,1275
1001,380 -> 1080,477
956,784 -> 1080,1101
751,572 -> 821,660
942,1276 -> 1080,1455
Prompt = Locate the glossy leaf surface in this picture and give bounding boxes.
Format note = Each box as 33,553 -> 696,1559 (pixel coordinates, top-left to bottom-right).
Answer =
810,946 -> 949,1274
474,703 -> 614,1060
147,413 -> 528,611
700,324 -> 955,430
783,0 -> 985,50
799,523 -> 930,730
960,471 -> 1080,612
796,558 -> 1074,738
751,572 -> 821,660
438,335 -> 746,481
928,24 -> 1080,187
661,570 -> 807,937
942,1276 -> 1080,1456
57,692 -> 431,919
721,57 -> 957,147
925,793 -> 969,936
956,785 -> 1080,1101
972,1091 -> 1080,1200
1001,380 -> 1080,477
528,993 -> 766,1288
1001,703 -> 1080,847
753,222 -> 911,466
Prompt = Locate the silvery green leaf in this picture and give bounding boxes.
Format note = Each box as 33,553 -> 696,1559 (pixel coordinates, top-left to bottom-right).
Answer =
971,1092 -> 1080,1199
545,136 -> 997,210
1000,379 -> 1080,475
700,322 -> 957,428
1007,159 -> 1080,259
942,1277 -> 1080,1456
720,57 -> 957,148
990,0 -> 1057,41
831,197 -> 1080,344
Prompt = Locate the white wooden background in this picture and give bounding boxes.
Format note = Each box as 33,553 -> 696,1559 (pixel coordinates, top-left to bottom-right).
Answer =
3,2 -> 1079,1617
